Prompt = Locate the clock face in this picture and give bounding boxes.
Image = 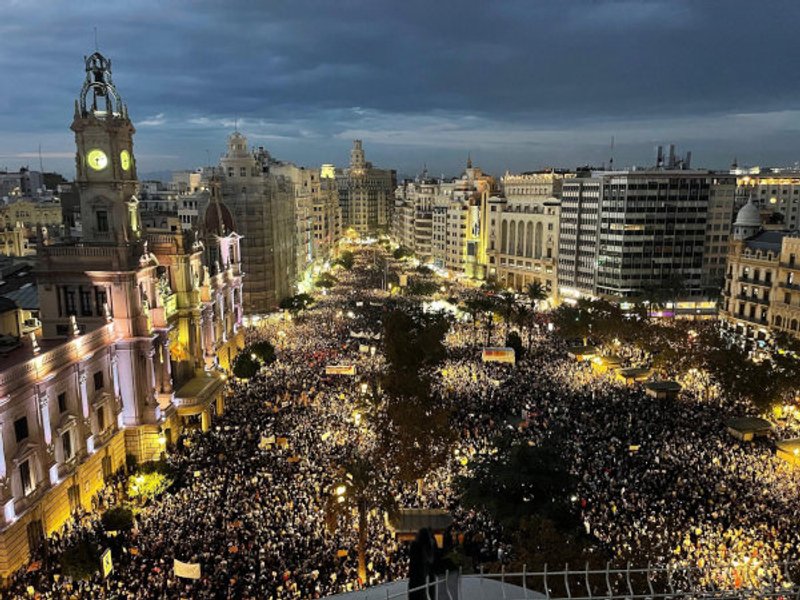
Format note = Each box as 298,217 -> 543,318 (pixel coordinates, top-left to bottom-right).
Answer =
87,149 -> 108,171
120,149 -> 131,171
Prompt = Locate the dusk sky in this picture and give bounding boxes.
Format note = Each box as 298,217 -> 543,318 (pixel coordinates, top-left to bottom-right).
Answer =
2,0 -> 800,179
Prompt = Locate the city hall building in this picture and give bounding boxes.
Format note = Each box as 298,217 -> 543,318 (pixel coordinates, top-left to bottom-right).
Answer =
0,52 -> 245,577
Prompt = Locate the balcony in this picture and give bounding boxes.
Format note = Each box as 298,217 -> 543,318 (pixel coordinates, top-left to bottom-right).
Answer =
738,276 -> 772,287
735,294 -> 770,306
779,281 -> 800,292
733,313 -> 769,326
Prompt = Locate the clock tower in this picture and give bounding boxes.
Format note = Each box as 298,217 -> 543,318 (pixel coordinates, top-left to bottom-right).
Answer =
71,52 -> 141,244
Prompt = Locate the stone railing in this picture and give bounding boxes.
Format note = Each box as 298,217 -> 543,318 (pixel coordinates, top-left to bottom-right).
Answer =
0,324 -> 117,397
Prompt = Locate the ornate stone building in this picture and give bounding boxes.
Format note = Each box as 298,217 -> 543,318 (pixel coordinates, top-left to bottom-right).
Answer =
337,140 -> 395,235
220,134 -> 295,312
720,198 -> 800,349
0,52 -> 244,577
485,171 -> 568,299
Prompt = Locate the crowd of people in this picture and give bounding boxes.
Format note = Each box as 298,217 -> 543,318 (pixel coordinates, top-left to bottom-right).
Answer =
7,244 -> 800,598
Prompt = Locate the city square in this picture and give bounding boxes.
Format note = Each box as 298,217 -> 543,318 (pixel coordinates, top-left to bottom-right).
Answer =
1,2 -> 800,598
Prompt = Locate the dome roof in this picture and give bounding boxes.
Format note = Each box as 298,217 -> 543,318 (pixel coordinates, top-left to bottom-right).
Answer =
203,200 -> 235,236
734,199 -> 761,228
202,177 -> 236,236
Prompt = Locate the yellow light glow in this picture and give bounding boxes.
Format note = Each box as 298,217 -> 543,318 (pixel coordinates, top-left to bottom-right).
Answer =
335,485 -> 347,496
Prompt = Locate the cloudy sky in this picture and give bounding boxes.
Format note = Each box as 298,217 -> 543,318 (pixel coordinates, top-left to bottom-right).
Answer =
1,0 -> 799,179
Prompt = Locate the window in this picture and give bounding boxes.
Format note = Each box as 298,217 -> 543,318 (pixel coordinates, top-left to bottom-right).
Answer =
97,406 -> 106,431
20,460 -> 33,495
95,287 -> 107,315
64,288 -> 76,316
14,416 -> 28,443
93,371 -> 104,391
79,288 -> 92,317
62,430 -> 73,460
58,392 -> 67,413
96,210 -> 109,233
240,167 -> 247,177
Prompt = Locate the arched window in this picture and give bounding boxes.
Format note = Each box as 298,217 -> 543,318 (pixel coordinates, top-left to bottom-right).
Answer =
792,319 -> 798,331
525,222 -> 533,257
517,221 -> 524,256
501,220 -> 508,254
508,220 -> 516,256
535,222 -> 544,259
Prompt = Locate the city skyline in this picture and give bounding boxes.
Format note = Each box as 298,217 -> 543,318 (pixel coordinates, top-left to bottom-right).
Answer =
2,0 -> 800,178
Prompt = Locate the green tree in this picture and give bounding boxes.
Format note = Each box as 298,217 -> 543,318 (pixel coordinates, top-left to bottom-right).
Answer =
101,506 -> 134,532
127,470 -> 173,504
232,351 -> 259,379
462,294 -> 491,345
513,304 -> 539,353
382,307 -> 448,383
315,272 -> 339,289
407,279 -> 439,296
525,281 -> 547,307
279,293 -> 315,314
250,340 -> 277,365
60,539 -> 101,580
334,250 -> 355,270
505,331 -> 524,360
495,291 -> 518,338
325,454 -> 398,584
393,246 -> 413,260
457,436 -> 578,532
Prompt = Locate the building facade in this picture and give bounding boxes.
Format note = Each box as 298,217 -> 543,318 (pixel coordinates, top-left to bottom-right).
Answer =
219,134 -> 295,312
558,170 -> 735,301
337,140 -> 395,235
0,52 -> 244,577
720,198 -> 800,349
734,168 -> 800,230
485,171 -> 568,298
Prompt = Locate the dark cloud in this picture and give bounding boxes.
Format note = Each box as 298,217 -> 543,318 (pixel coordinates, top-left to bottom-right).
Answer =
1,0 -> 799,178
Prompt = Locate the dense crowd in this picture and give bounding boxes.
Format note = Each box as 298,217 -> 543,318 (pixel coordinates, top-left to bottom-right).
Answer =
7,245 -> 800,598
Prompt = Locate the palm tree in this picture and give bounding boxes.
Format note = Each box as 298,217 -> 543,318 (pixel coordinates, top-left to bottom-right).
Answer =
462,296 -> 483,344
325,455 -> 397,585
525,281 -> 547,310
496,291 -> 518,339
514,304 -> 536,353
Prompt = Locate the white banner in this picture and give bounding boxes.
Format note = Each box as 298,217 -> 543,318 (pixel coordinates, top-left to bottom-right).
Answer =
174,559 -> 202,580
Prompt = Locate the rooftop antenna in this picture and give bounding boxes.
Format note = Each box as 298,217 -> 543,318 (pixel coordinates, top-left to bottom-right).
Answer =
609,136 -> 615,170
